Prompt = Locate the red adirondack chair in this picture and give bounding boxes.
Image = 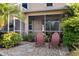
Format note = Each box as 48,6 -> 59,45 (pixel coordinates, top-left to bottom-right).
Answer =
35,32 -> 44,46
49,32 -> 60,48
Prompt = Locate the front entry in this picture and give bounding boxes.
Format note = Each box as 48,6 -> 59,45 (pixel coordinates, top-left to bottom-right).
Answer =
29,16 -> 43,32
32,17 -> 42,32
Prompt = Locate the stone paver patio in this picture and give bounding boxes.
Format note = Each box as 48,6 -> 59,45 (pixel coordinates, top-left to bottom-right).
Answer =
0,42 -> 69,56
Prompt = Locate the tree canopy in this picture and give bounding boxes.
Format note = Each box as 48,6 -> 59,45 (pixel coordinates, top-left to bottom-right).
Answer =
0,3 -> 25,29
65,3 -> 79,17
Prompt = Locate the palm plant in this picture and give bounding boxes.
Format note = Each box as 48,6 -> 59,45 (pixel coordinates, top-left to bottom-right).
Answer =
0,3 -> 25,30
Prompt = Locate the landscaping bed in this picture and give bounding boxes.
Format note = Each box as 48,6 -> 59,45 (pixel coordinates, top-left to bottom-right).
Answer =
0,41 -> 69,56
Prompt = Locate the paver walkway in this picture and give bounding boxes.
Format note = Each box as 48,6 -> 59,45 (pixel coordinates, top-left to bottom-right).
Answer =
0,42 -> 69,56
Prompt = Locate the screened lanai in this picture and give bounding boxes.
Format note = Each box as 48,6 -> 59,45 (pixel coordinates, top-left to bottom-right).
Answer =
0,16 -> 25,34
28,14 -> 63,33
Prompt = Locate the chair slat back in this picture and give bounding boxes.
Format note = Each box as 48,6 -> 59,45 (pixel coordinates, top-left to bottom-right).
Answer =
51,32 -> 60,46
36,32 -> 44,45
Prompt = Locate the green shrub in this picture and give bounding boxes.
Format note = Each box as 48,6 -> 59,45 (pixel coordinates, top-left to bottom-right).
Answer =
22,34 -> 28,41
61,17 -> 79,32
0,32 -> 23,48
65,3 -> 79,17
22,32 -> 35,42
44,33 -> 49,42
61,16 -> 79,49
27,32 -> 35,42
63,31 -> 79,47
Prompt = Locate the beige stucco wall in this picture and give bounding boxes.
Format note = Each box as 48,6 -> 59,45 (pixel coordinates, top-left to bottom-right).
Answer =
24,3 -> 66,12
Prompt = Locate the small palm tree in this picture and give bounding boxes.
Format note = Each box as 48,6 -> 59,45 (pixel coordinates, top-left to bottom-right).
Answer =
0,3 -> 25,30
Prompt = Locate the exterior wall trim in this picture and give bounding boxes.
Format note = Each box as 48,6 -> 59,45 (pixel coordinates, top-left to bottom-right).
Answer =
25,10 -> 64,16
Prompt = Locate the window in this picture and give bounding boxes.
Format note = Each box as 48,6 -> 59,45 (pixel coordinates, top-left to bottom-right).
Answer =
29,16 -> 35,31
9,23 -> 14,31
29,24 -> 32,30
22,3 -> 27,9
29,18 -> 32,30
1,19 -> 22,33
9,20 -> 20,31
15,20 -> 20,30
46,3 -> 53,6
46,20 -> 60,32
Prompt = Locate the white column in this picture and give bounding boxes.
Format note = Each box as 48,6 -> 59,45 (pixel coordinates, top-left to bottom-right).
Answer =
44,15 -> 46,32
7,15 -> 10,32
59,21 -> 60,32
13,17 -> 15,32
20,19 -> 22,34
25,15 -> 28,34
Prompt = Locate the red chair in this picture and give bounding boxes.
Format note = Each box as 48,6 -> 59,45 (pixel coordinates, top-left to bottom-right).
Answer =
49,32 -> 60,48
35,32 -> 44,46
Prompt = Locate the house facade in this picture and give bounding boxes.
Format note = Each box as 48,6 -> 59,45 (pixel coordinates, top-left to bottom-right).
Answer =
23,3 -> 66,34
1,3 -> 66,34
